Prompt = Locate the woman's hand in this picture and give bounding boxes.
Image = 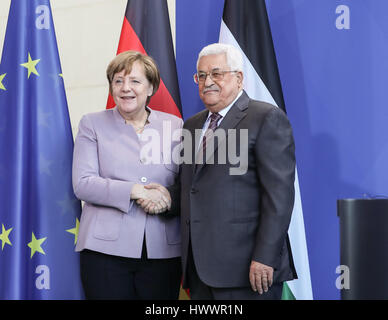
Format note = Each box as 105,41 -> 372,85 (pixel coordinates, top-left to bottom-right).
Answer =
134,183 -> 171,214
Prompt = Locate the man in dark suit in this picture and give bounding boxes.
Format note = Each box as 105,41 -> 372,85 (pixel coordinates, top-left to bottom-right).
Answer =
180,43 -> 297,300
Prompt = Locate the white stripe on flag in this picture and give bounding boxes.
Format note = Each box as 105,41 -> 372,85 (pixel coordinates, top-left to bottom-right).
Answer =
287,174 -> 313,299
219,21 -> 276,106
219,19 -> 313,300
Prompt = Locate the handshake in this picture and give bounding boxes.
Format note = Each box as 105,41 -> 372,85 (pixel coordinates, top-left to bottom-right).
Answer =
131,183 -> 171,215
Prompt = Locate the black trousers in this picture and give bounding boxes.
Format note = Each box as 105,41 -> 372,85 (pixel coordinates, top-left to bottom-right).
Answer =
187,243 -> 283,300
80,242 -> 181,300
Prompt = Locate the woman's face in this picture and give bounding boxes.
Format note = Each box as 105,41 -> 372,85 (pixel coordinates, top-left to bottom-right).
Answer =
111,61 -> 153,119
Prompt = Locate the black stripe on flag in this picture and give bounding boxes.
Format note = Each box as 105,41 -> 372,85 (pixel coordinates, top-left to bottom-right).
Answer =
222,0 -> 286,112
125,0 -> 182,113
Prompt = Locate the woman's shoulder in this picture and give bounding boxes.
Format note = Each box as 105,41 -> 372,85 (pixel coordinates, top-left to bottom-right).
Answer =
77,109 -> 116,134
80,108 -> 115,124
151,109 -> 183,126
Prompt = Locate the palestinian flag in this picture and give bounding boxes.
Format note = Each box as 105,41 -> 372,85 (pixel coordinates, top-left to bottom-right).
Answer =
106,0 -> 182,118
220,0 -> 313,299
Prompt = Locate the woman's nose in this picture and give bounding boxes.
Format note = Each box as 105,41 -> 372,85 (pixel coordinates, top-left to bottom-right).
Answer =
121,79 -> 132,91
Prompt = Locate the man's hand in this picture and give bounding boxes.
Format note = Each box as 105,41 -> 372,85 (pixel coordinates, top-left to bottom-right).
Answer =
249,261 -> 274,294
136,183 -> 171,214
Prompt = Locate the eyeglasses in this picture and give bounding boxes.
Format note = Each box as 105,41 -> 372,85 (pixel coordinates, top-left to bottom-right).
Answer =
193,70 -> 238,84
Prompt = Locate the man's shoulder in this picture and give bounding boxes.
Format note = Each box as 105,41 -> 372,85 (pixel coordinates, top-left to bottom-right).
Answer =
247,99 -> 288,119
183,109 -> 208,128
234,91 -> 282,117
248,98 -> 276,112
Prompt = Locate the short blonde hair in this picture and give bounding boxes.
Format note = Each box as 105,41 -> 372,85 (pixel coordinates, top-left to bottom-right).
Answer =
106,51 -> 160,104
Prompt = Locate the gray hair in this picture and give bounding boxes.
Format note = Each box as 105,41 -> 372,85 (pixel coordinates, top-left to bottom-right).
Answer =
196,43 -> 243,72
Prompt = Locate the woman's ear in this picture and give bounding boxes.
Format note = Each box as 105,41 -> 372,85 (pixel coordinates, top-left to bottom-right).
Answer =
148,84 -> 154,97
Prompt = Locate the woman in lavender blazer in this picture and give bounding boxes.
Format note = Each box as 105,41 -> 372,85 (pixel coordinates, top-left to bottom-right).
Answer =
72,51 -> 182,300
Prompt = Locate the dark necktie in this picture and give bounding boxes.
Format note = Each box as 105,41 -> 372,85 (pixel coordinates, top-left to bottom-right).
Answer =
202,112 -> 222,154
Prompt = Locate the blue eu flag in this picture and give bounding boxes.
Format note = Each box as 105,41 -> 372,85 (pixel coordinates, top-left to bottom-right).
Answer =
0,1 -> 83,299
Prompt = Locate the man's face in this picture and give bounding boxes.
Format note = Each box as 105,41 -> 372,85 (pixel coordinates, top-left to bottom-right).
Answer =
197,53 -> 243,113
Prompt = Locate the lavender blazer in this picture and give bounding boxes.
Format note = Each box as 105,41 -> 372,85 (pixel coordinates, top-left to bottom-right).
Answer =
72,107 -> 182,259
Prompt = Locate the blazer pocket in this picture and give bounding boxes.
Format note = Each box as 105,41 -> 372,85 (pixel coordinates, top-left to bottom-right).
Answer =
93,209 -> 123,241
165,217 -> 181,245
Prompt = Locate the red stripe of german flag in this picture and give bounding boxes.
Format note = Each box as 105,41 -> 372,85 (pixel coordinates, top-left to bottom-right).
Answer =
107,0 -> 182,118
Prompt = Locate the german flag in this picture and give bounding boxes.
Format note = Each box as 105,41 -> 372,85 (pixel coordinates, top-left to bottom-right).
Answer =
107,0 -> 182,118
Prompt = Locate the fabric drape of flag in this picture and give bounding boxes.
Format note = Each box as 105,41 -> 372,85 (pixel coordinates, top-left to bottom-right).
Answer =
220,0 -> 313,299
106,0 -> 182,119
0,0 -> 83,299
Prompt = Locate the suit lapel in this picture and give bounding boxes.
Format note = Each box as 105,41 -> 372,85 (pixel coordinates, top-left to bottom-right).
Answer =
185,110 -> 208,176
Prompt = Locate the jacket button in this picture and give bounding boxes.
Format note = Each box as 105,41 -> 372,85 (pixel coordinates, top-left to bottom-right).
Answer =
186,219 -> 190,225
190,188 -> 198,194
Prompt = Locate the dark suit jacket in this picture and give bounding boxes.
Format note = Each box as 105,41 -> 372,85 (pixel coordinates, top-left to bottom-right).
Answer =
180,91 -> 297,288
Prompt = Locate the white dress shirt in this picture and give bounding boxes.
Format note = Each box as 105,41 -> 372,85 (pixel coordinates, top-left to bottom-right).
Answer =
197,90 -> 243,153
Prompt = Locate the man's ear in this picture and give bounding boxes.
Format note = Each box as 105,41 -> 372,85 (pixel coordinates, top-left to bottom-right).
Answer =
236,71 -> 243,88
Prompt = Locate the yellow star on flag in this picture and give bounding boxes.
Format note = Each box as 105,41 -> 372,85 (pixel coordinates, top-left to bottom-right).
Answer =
20,52 -> 40,79
0,224 -> 13,250
66,217 -> 80,245
27,232 -> 47,258
0,73 -> 6,91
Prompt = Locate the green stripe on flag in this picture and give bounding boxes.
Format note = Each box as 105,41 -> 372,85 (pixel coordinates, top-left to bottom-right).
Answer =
282,282 -> 296,300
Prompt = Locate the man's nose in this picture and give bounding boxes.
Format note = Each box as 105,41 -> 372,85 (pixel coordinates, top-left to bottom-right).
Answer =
204,73 -> 215,86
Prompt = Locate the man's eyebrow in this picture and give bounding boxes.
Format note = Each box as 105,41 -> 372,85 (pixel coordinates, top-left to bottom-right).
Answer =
198,67 -> 222,73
